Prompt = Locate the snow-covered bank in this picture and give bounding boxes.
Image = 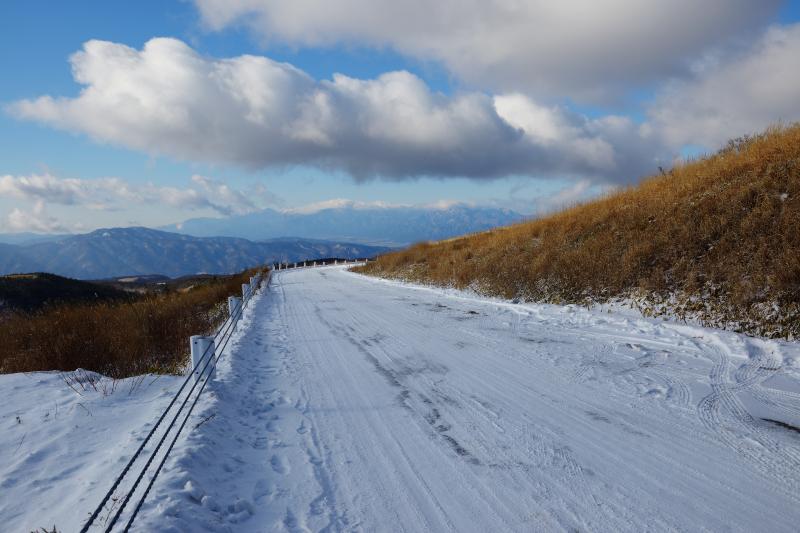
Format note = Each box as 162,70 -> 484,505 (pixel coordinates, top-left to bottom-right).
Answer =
0,371 -> 180,531
138,265 -> 800,531
0,286 -> 265,531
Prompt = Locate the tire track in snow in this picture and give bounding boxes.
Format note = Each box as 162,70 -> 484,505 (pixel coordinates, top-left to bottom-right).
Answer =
283,276 -> 460,531
695,333 -> 800,502
365,294 -> 673,531
350,270 -> 800,529
304,288 -> 568,530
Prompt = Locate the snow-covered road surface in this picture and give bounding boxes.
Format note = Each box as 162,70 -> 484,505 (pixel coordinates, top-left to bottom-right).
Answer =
132,265 -> 800,532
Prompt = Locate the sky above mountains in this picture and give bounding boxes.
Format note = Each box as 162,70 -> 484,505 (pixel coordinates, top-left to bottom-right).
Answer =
1,1 -> 799,233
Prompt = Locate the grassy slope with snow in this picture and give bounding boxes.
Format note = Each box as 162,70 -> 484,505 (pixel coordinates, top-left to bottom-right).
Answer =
358,124 -> 800,338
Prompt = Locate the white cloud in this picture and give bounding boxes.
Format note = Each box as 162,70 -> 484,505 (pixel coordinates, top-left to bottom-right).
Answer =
193,0 -> 778,102
0,172 -> 262,219
283,198 -> 401,214
6,201 -> 67,233
190,175 -> 257,216
422,199 -> 467,210
647,23 -> 800,148
283,198 -> 485,214
9,38 -> 665,183
0,173 -> 89,205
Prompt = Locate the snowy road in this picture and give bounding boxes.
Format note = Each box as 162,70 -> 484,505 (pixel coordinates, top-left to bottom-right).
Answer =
140,266 -> 800,532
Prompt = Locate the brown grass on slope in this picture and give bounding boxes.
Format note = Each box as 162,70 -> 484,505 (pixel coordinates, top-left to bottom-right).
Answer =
357,124 -> 800,338
0,268 -> 261,377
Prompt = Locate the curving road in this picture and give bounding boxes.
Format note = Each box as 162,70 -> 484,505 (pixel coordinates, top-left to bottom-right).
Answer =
139,266 -> 800,532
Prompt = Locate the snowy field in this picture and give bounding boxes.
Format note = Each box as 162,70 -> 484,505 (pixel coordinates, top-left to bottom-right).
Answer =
0,370 -> 182,531
3,265 -> 800,531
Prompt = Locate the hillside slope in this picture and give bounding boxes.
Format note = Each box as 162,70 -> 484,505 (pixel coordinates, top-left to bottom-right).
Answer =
358,125 -> 800,338
0,273 -> 133,313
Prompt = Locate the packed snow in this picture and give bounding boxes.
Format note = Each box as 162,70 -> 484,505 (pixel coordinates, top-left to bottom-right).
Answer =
3,265 -> 800,531
0,370 -> 181,531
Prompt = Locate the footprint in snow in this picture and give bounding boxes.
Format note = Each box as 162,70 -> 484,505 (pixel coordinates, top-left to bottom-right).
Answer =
226,499 -> 254,523
183,480 -> 204,503
253,479 -> 274,502
270,454 -> 289,474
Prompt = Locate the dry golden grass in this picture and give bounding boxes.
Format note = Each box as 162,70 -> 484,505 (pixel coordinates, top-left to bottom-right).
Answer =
0,268 -> 261,377
357,124 -> 800,338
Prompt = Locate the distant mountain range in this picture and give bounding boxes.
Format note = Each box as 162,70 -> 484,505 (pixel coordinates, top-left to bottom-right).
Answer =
0,228 -> 388,279
161,204 -> 524,246
0,204 -> 523,278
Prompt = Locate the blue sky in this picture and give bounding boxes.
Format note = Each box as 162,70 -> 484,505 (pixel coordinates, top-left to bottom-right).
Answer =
1,1 -> 798,233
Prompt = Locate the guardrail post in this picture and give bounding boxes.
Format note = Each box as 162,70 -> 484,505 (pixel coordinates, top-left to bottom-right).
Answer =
228,296 -> 242,330
242,282 -> 250,300
313,261 -> 316,266
190,335 -> 215,383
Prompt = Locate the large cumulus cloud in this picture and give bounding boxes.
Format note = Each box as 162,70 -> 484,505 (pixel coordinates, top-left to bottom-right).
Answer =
647,23 -> 800,148
193,0 -> 779,102
9,38 -> 664,183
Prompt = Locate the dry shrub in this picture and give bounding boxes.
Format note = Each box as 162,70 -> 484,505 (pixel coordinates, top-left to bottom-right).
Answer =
357,124 -> 800,338
0,268 -> 262,377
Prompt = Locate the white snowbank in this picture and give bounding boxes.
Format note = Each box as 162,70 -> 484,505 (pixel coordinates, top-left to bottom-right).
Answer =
0,370 -> 180,531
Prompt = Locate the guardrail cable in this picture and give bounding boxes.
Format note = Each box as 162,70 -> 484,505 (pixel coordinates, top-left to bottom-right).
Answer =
123,283 -> 255,531
103,296 -> 243,531
79,270 -> 268,532
79,321 -> 220,532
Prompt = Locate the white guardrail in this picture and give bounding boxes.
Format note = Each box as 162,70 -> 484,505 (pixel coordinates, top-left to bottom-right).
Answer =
81,268 -> 270,532
272,257 -> 370,270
